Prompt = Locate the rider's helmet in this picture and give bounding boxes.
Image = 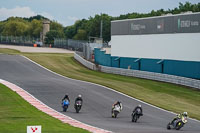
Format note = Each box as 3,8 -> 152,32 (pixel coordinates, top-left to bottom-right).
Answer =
78,94 -> 82,98
117,101 -> 121,104
183,112 -> 188,117
138,104 -> 142,108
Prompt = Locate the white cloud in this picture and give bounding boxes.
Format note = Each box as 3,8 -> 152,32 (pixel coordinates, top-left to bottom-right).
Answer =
0,6 -> 36,20
0,6 -> 54,21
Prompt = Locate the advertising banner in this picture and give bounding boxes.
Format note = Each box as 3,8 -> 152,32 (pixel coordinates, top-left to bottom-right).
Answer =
111,13 -> 200,35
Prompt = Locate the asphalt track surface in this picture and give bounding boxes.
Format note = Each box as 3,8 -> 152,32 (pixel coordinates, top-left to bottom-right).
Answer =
0,54 -> 200,133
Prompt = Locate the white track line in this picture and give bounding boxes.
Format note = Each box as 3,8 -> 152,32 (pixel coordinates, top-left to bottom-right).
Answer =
0,79 -> 112,133
21,55 -> 200,123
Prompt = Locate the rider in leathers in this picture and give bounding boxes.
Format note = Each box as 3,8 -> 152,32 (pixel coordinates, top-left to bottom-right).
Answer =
112,101 -> 122,117
171,112 -> 188,126
74,94 -> 83,109
62,94 -> 70,102
133,104 -> 143,116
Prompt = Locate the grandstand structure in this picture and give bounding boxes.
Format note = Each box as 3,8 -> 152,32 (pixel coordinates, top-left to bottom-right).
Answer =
95,12 -> 200,79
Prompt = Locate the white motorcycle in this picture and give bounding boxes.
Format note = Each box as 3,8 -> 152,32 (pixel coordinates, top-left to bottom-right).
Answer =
112,105 -> 121,118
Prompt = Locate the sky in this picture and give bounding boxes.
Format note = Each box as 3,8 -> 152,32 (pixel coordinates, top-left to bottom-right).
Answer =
0,0 -> 200,26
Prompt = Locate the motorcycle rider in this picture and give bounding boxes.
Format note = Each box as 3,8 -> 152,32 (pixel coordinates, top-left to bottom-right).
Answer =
171,112 -> 188,126
112,101 -> 122,117
133,104 -> 143,116
75,95 -> 83,103
74,95 -> 83,107
62,94 -> 70,102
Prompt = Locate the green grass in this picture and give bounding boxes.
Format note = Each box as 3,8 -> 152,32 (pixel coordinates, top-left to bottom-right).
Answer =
0,83 -> 90,133
0,48 -> 20,54
0,48 -> 200,121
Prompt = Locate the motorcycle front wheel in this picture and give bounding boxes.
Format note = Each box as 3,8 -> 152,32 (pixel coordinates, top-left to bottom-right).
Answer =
75,106 -> 80,113
132,114 -> 138,122
175,121 -> 184,130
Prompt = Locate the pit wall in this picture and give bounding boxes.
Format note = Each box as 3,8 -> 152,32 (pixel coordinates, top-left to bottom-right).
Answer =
94,48 -> 200,79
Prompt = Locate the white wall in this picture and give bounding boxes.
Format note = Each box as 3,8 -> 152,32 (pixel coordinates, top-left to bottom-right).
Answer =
110,33 -> 200,62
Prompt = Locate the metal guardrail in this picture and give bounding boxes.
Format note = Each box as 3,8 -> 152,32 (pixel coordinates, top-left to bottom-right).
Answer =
74,53 -> 97,70
74,53 -> 200,89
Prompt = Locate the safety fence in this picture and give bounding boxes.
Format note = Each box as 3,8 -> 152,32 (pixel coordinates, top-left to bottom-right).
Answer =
74,52 -> 200,89
0,36 -> 39,46
54,39 -> 87,52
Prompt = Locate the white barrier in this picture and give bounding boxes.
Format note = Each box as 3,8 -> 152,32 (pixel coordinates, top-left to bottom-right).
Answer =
74,53 -> 97,70
74,53 -> 200,89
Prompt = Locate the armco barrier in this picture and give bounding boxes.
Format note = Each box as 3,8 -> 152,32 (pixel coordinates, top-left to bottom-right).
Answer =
100,66 -> 200,89
74,53 -> 200,89
74,53 -> 97,70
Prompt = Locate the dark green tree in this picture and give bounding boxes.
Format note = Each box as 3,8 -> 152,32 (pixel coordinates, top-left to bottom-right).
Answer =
50,21 -> 64,32
23,15 -> 48,22
2,20 -> 29,36
0,21 -> 5,34
64,25 -> 76,39
29,19 -> 42,38
73,29 -> 87,40
45,30 -> 65,44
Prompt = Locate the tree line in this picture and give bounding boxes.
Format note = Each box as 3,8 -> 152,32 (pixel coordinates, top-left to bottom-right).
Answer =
0,2 -> 200,44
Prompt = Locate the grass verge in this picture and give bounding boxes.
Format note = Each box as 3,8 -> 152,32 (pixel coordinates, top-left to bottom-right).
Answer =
0,83 -> 90,133
0,48 -> 200,121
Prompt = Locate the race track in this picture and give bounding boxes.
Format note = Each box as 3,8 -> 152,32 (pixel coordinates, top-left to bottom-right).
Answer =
0,54 -> 200,133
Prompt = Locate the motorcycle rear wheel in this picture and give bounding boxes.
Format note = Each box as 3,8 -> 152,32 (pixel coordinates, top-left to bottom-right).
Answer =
167,123 -> 171,130
76,107 -> 80,113
114,111 -> 118,118
63,105 -> 68,112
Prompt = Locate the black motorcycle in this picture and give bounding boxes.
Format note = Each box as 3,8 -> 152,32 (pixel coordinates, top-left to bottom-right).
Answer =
132,108 -> 142,122
74,100 -> 82,113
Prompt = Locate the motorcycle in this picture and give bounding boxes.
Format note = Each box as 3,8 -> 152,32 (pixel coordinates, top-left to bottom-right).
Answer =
132,108 -> 142,122
74,100 -> 82,113
112,105 -> 121,118
167,116 -> 187,130
62,100 -> 70,112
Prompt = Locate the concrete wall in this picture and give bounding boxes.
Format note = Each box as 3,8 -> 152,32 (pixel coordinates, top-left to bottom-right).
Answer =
109,13 -> 200,79
74,52 -> 200,89
94,48 -> 200,79
164,60 -> 200,79
110,33 -> 200,62
94,48 -> 111,66
140,59 -> 162,73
